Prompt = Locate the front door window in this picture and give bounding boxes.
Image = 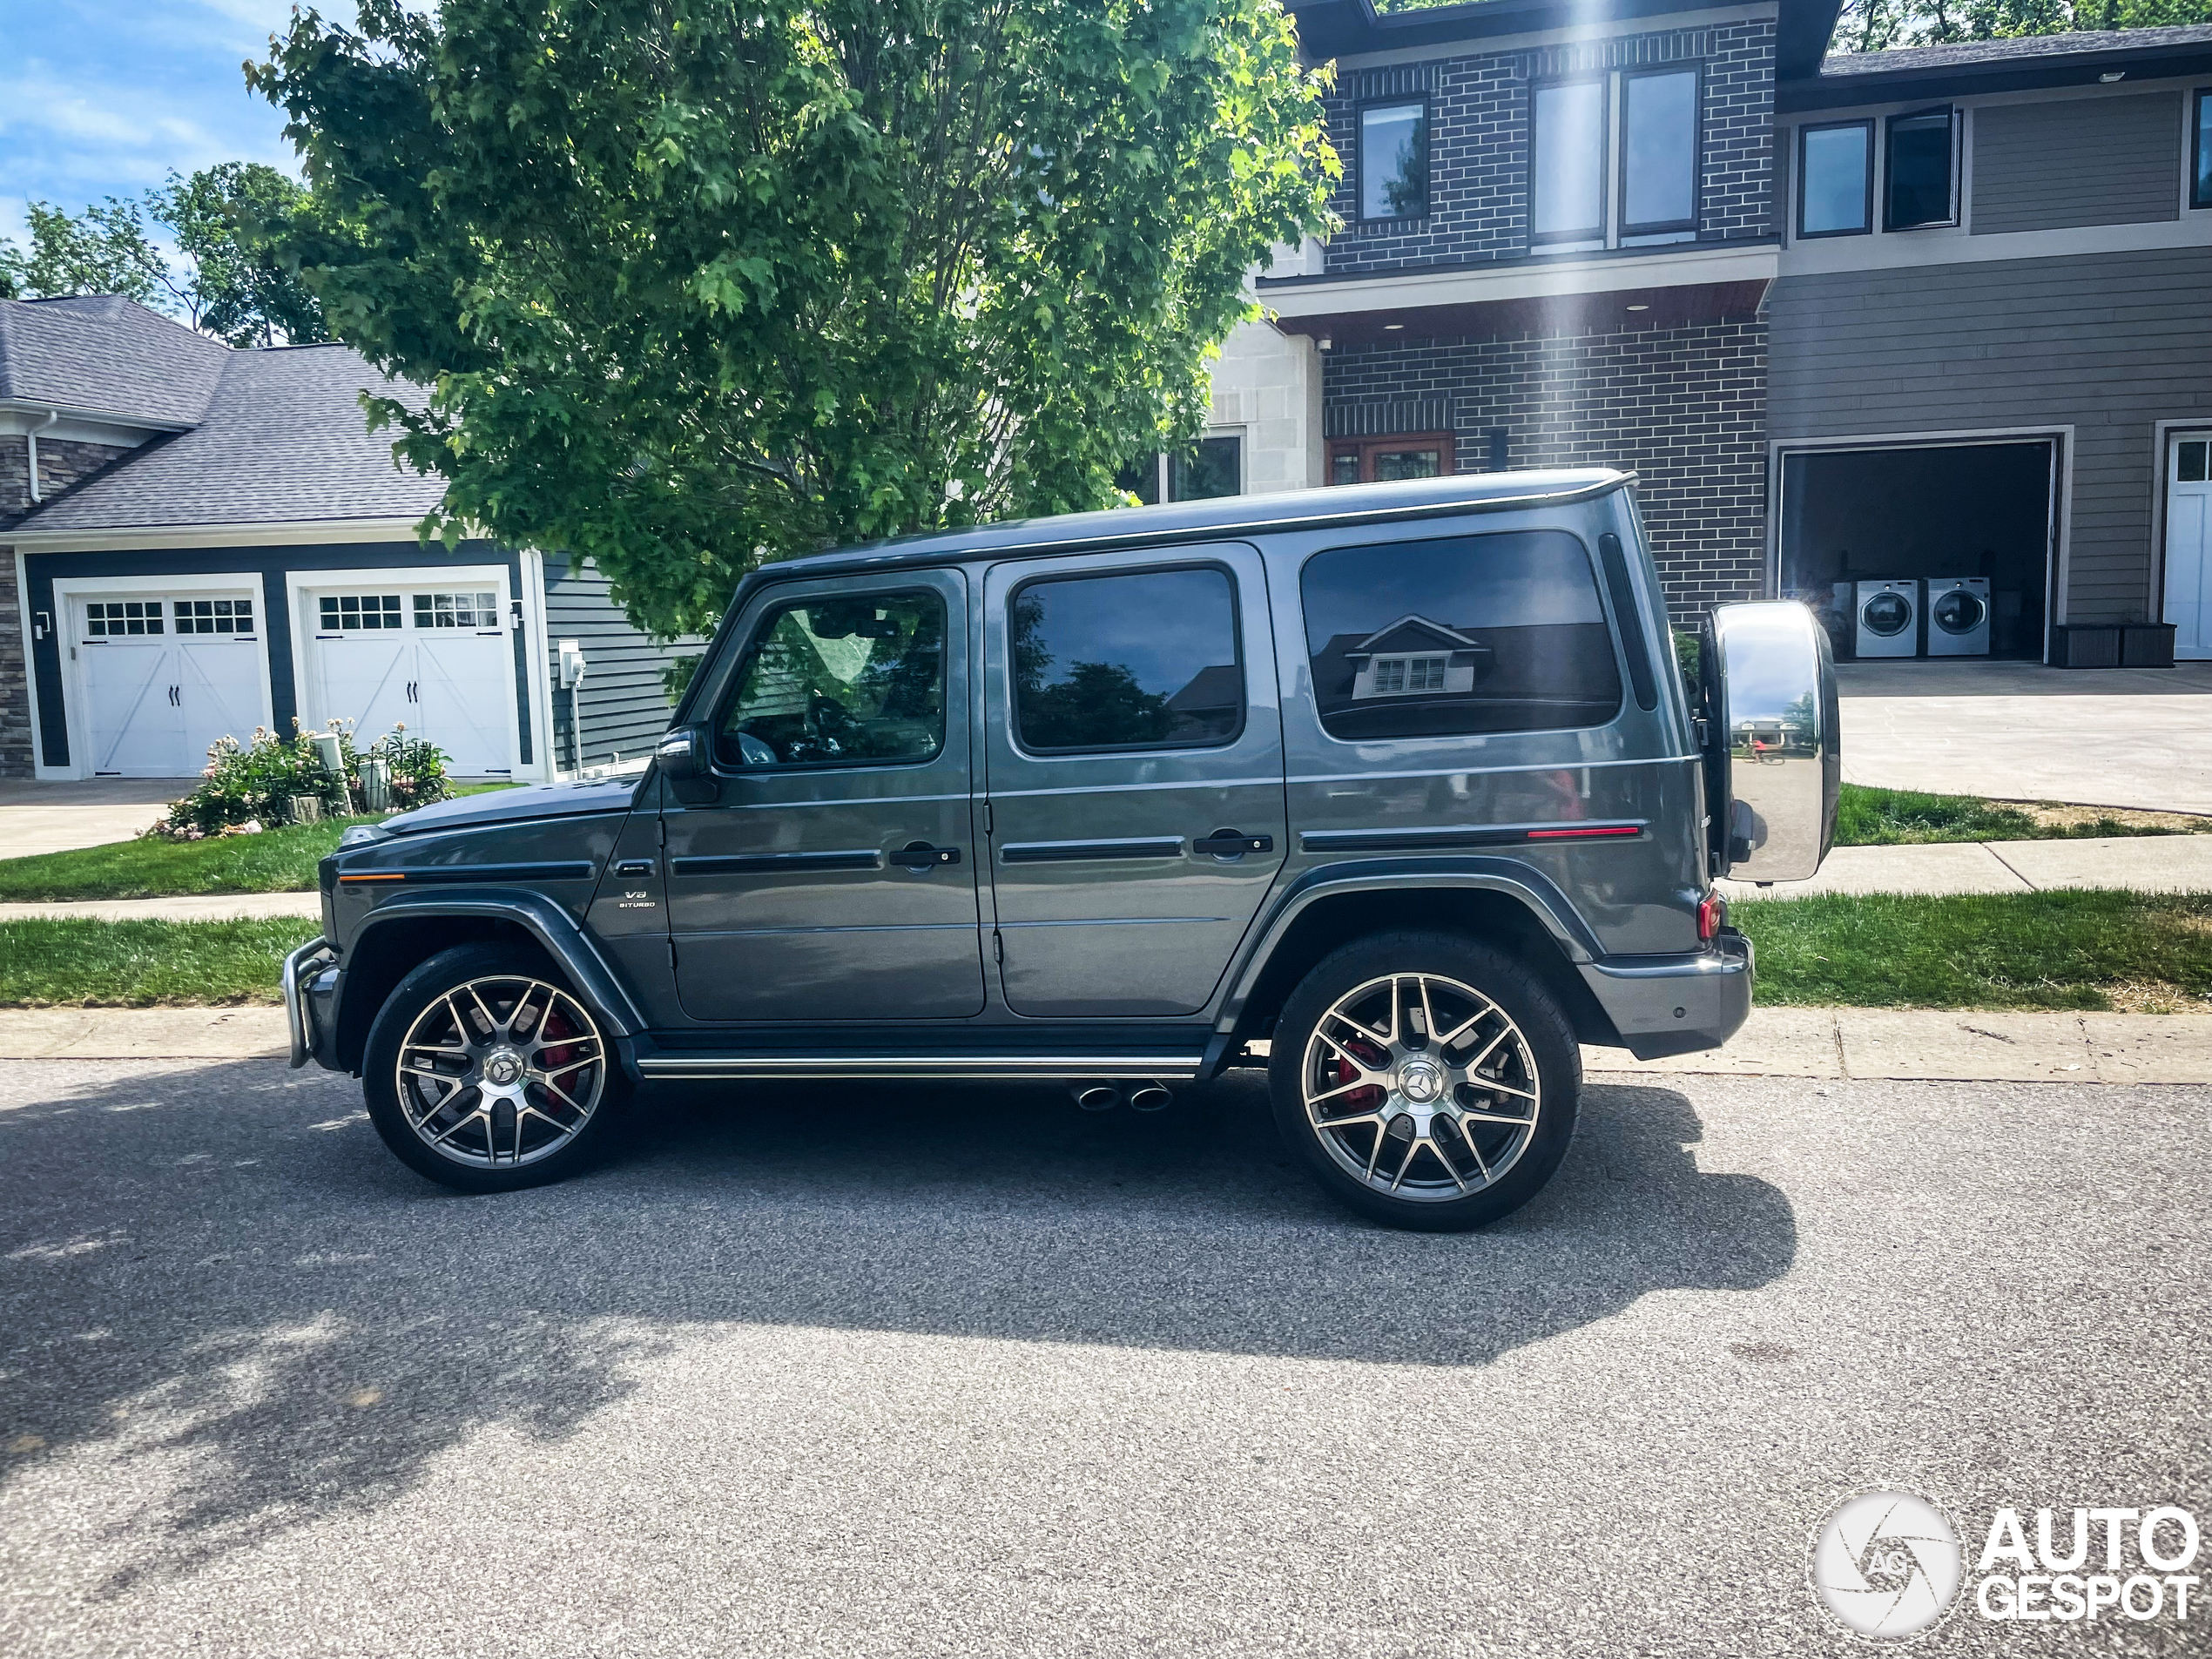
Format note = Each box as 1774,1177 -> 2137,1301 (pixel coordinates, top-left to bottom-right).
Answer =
1327,433 -> 1455,485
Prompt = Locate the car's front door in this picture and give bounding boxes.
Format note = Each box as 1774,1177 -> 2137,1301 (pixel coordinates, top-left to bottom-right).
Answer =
981,544 -> 1287,1017
663,570 -> 985,1022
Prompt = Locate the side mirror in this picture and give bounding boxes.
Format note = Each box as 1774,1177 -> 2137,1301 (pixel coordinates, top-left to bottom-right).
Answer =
654,724 -> 708,780
1702,602 -> 1840,883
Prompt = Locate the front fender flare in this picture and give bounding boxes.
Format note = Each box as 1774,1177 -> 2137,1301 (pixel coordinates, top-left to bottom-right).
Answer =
344,889 -> 649,1037
1215,856 -> 1604,1035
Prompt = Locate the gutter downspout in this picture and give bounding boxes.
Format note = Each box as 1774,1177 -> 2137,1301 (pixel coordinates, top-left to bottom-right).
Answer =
26,408 -> 59,503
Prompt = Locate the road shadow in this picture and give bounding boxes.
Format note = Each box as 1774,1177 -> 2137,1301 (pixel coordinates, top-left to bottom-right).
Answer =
0,1060 -> 1794,1593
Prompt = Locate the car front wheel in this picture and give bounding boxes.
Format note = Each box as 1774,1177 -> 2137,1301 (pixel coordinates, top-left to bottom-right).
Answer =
1268,932 -> 1579,1231
362,943 -> 631,1192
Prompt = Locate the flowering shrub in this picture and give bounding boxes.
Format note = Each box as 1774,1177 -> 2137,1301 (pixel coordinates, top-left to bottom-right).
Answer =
149,719 -> 453,840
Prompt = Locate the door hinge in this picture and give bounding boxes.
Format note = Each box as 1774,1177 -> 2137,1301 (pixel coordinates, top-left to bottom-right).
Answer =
982,798 -> 994,837
657,814 -> 667,848
991,929 -> 1003,965
667,937 -> 679,970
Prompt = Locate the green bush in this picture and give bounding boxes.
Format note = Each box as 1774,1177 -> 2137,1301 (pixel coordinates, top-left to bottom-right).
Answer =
151,721 -> 452,840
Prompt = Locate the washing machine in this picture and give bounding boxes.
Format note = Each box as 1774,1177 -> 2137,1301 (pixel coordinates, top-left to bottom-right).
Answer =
1925,577 -> 1992,658
1854,579 -> 1920,658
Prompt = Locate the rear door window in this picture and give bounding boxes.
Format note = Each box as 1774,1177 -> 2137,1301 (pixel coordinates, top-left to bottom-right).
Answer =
1010,565 -> 1243,752
1300,530 -> 1622,740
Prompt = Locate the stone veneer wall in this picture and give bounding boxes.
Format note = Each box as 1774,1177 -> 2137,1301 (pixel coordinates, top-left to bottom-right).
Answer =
1323,318 -> 1769,618
0,434 -> 138,776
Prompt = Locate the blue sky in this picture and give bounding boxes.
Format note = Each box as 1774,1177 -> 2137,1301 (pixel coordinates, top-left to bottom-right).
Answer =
0,2 -> 341,252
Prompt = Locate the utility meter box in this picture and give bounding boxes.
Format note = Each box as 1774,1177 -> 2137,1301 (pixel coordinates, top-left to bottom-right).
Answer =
557,639 -> 588,690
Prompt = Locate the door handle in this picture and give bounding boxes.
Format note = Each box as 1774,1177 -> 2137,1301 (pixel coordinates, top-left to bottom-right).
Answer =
890,842 -> 961,871
1194,830 -> 1272,858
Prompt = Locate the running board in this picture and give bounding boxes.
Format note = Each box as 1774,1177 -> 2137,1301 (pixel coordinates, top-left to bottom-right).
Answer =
636,1051 -> 1205,1082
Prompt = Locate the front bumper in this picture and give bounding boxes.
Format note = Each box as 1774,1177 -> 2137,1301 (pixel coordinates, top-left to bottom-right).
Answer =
1578,927 -> 1754,1060
282,938 -> 341,1070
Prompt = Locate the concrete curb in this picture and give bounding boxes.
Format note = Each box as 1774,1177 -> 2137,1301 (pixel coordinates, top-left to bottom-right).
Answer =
5,1004 -> 2212,1082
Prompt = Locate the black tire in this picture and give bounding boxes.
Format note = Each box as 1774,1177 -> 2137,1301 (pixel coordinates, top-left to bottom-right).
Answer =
1268,931 -> 1579,1231
362,942 -> 632,1193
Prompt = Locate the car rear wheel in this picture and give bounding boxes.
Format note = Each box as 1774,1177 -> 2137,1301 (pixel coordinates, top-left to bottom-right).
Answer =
362,943 -> 631,1192
1268,932 -> 1579,1231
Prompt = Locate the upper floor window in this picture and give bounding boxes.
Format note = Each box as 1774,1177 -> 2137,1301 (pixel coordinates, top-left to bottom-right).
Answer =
1534,67 -> 1701,249
1885,107 -> 1957,230
1359,100 -> 1430,221
2195,89 -> 2211,210
1798,119 -> 1872,237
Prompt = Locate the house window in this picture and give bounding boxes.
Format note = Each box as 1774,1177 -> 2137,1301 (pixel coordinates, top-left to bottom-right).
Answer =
1885,107 -> 1956,230
320,594 -> 402,631
1117,435 -> 1243,504
173,598 -> 253,635
1621,68 -> 1699,235
1300,529 -> 1622,740
1798,119 -> 1873,237
85,601 -> 163,637
2194,89 -> 2211,210
1327,432 -> 1455,485
1010,565 -> 1242,752
1359,100 -> 1430,221
414,590 -> 502,629
1533,80 -> 1607,244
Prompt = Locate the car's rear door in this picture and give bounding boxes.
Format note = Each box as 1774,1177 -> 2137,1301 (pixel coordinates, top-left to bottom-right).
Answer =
980,544 -> 1286,1017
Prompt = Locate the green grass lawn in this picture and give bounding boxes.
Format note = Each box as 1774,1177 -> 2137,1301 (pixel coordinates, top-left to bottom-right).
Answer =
0,917 -> 316,1006
1834,783 -> 2206,846
1733,889 -> 2212,1012
0,783 -> 520,903
3,890 -> 2209,1012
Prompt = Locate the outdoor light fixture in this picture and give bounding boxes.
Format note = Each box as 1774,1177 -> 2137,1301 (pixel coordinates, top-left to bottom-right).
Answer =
1626,304 -> 1650,312
2099,71 -> 2124,81
1384,322 -> 1405,330
1317,334 -> 1332,351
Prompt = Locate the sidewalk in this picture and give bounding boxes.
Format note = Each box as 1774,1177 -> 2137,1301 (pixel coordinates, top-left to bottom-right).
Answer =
1719,833 -> 2212,900
5,1004 -> 2210,1082
0,778 -> 192,858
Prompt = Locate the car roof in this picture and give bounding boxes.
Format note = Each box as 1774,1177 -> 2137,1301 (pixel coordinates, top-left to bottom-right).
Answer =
763,468 -> 1633,582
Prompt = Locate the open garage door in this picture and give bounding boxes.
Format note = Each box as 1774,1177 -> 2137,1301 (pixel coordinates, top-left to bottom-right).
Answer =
1778,441 -> 2055,662
301,582 -> 516,775
71,591 -> 267,777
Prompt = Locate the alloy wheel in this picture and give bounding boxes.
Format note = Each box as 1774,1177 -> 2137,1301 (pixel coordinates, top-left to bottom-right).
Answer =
395,974 -> 606,1169
1299,971 -> 1542,1204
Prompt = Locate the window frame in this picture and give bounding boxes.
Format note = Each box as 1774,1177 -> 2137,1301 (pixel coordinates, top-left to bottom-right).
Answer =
1530,76 -> 1609,246
1883,105 -> 1959,232
2193,87 -> 2212,211
709,583 -> 952,776
1005,560 -> 1248,759
1326,431 -> 1458,486
1796,117 -> 1875,239
1616,64 -> 1703,239
1356,95 -> 1433,226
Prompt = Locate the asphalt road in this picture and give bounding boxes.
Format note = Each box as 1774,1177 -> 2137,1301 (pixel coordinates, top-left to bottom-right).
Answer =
2,1061 -> 2205,1658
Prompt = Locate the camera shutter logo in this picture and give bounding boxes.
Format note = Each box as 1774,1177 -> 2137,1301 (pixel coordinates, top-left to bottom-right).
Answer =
1811,1491 -> 1963,1639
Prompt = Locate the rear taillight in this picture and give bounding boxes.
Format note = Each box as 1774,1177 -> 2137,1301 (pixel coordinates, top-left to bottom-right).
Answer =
1697,890 -> 1727,942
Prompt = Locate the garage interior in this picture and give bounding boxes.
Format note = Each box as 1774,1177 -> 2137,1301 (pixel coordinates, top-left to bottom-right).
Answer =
1777,442 -> 2054,662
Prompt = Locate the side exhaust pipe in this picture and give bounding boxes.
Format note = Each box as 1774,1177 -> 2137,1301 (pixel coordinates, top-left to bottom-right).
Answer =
1072,1083 -> 1120,1113
1124,1082 -> 1173,1114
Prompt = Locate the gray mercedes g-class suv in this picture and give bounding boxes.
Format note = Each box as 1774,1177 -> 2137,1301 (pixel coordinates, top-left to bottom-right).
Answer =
288,469 -> 1837,1230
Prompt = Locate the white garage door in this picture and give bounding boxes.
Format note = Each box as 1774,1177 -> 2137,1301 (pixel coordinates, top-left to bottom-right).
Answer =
73,593 -> 266,777
304,584 -> 516,775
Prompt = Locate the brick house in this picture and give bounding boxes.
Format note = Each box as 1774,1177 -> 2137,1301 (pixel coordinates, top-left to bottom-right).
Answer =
1188,1 -> 2212,664
0,295 -> 683,780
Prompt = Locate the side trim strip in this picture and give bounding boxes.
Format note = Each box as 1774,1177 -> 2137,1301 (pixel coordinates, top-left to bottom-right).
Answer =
1299,820 -> 1646,853
671,849 -> 882,876
637,1053 -> 1205,1080
339,860 -> 596,884
1001,837 -> 1184,864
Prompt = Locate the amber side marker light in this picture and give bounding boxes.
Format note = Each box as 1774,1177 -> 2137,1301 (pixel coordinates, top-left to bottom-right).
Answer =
337,873 -> 407,883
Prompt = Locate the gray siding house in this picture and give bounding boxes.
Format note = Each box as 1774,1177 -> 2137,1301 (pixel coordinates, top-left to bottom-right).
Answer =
0,296 -> 681,781
1221,1 -> 2212,664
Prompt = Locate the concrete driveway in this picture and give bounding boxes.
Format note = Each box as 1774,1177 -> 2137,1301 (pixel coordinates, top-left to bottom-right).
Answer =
0,779 -> 190,859
3,1062 -> 2203,1657
1838,659 -> 2212,814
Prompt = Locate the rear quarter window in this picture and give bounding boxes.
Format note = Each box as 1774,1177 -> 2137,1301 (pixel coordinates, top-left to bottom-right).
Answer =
1300,529 -> 1622,740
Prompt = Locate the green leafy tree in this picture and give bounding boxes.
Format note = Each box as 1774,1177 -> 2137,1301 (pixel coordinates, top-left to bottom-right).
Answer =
0,167 -> 328,347
0,199 -> 170,305
246,0 -> 1339,640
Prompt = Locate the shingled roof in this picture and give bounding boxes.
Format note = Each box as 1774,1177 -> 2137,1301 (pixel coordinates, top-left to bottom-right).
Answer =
8,327 -> 446,534
1819,24 -> 2212,78
0,295 -> 231,428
